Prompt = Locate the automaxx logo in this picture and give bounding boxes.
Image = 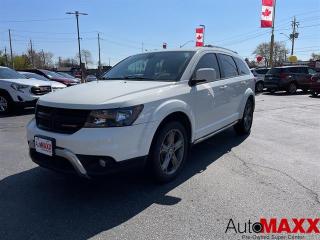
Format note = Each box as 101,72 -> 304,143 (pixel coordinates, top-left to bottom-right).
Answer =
225,218 -> 320,235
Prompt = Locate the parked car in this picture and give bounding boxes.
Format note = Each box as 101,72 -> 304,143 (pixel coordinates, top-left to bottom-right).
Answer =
27,47 -> 255,182
250,68 -> 270,92
19,71 -> 66,91
86,74 -> 97,82
56,72 -> 81,83
264,66 -> 317,94
310,73 -> 320,97
22,69 -> 78,86
0,67 -> 51,114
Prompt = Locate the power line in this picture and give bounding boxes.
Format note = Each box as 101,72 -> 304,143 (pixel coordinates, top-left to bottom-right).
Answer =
0,17 -> 72,23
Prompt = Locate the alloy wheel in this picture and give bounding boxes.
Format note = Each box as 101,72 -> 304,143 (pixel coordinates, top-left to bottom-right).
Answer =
243,101 -> 253,131
0,96 -> 8,112
159,129 -> 185,175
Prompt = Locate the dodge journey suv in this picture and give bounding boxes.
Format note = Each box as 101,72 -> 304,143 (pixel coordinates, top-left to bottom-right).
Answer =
27,47 -> 255,182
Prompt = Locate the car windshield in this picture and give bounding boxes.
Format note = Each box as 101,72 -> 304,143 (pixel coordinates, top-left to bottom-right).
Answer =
0,68 -> 26,79
41,70 -> 65,79
103,51 -> 195,81
21,72 -> 49,81
58,72 -> 76,79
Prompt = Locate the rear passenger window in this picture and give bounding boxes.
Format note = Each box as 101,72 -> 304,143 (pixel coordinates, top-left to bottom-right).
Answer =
234,57 -> 250,75
194,53 -> 220,79
217,54 -> 238,78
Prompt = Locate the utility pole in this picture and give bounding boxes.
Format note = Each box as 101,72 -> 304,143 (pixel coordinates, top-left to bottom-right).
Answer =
290,16 -> 299,56
199,24 -> 206,45
8,29 -> 14,68
269,0 -> 276,67
97,32 -> 101,70
30,39 -> 34,67
41,49 -> 45,67
4,47 -> 8,66
66,11 -> 88,82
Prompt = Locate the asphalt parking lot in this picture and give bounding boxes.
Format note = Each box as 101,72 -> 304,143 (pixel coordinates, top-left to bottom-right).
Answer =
0,92 -> 319,240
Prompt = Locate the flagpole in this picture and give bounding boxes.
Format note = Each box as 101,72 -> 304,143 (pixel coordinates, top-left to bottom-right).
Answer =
269,0 -> 276,67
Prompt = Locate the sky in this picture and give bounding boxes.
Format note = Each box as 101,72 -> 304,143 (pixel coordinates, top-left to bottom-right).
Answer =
0,0 -> 319,67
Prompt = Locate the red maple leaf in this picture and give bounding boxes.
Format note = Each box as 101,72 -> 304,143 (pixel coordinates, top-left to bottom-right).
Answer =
197,34 -> 202,40
262,8 -> 272,17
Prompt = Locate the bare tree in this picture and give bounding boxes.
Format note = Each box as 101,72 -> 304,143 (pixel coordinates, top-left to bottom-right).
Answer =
253,42 -> 288,67
76,49 -> 93,68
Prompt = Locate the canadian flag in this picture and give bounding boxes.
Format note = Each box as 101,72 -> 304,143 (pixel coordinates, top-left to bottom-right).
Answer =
195,28 -> 204,47
261,0 -> 274,28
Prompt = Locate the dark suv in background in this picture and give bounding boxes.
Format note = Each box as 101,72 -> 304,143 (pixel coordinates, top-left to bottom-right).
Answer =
264,66 -> 317,94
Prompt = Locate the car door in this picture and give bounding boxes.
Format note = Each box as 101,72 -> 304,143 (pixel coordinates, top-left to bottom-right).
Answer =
188,53 -> 229,139
216,54 -> 243,123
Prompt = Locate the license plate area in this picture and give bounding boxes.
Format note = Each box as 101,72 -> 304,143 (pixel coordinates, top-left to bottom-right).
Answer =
34,135 -> 56,156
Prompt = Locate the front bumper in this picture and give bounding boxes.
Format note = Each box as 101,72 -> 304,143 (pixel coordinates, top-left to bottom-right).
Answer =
27,119 -> 158,177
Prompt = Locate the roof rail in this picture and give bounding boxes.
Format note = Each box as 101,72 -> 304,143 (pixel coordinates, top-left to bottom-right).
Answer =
204,45 -> 238,54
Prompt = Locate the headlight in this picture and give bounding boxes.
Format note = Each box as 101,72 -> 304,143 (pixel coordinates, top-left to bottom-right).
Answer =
84,105 -> 144,128
11,83 -> 29,92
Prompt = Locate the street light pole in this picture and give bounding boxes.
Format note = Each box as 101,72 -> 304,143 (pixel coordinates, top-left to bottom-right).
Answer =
199,24 -> 206,45
66,11 -> 88,82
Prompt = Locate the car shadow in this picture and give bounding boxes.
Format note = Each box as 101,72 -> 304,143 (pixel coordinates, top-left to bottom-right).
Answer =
0,128 -> 247,240
262,90 -> 310,96
0,108 -> 35,118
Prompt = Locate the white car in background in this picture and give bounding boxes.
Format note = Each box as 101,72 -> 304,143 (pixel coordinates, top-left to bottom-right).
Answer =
0,67 -> 52,113
27,47 -> 255,182
250,68 -> 270,92
19,71 -> 66,91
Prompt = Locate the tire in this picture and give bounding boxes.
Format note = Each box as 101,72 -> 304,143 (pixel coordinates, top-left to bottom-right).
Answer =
234,98 -> 254,135
287,82 -> 297,94
255,81 -> 264,92
0,92 -> 13,114
149,121 -> 189,183
302,88 -> 309,93
311,91 -> 318,97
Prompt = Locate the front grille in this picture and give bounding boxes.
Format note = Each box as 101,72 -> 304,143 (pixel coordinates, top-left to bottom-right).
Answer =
36,105 -> 90,134
31,86 -> 52,95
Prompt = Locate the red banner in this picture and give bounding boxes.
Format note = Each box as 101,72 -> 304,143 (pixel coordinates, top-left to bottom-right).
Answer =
261,0 -> 274,28
195,28 -> 204,47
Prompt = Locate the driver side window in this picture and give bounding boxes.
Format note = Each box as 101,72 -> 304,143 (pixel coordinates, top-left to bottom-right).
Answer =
194,53 -> 221,80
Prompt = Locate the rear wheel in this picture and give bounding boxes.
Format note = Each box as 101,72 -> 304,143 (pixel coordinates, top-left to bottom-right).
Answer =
311,91 -> 318,97
287,82 -> 297,94
149,121 -> 189,183
255,81 -> 264,92
234,98 -> 254,135
0,93 -> 12,114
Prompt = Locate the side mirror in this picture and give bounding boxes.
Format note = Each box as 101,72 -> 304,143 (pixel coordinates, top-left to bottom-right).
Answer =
189,68 -> 217,86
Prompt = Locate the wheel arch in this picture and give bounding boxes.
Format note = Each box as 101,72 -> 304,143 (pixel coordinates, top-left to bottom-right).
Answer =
238,88 -> 255,119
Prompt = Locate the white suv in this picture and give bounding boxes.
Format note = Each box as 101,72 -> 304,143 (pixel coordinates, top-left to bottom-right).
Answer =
0,66 -> 52,113
27,47 -> 255,182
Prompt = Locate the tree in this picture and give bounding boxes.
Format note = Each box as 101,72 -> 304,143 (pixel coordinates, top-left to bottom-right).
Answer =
13,55 -> 31,70
26,48 -> 54,69
253,42 -> 288,67
77,49 -> 93,68
56,57 -> 78,68
311,53 -> 320,61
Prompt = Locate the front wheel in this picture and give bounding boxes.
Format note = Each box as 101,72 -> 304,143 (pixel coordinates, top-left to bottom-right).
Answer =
149,121 -> 189,183
0,93 -> 13,114
255,81 -> 264,92
287,82 -> 297,94
234,99 -> 254,135
311,91 -> 318,97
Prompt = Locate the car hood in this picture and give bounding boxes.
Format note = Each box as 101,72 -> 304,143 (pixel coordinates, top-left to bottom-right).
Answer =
0,78 -> 52,86
50,81 -> 66,88
38,80 -> 174,109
